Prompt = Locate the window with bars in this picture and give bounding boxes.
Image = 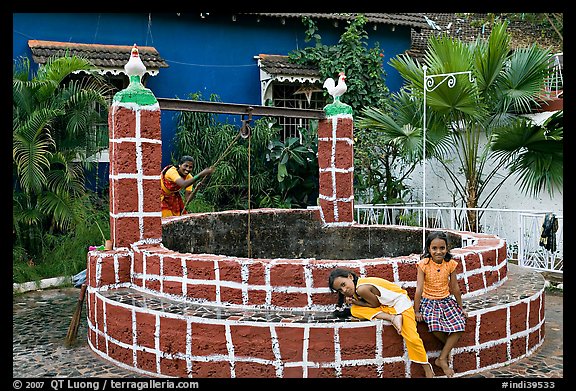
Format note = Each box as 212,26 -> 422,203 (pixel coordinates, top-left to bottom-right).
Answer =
270,83 -> 326,141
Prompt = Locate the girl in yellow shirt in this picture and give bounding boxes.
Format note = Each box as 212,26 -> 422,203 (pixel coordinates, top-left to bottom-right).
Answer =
329,268 -> 435,378
414,231 -> 467,377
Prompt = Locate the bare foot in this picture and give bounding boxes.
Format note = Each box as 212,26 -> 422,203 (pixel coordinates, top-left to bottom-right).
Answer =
423,363 -> 435,378
435,357 -> 455,377
392,314 -> 403,334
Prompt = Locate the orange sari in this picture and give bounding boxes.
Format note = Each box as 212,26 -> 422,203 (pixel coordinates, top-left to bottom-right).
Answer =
160,165 -> 187,216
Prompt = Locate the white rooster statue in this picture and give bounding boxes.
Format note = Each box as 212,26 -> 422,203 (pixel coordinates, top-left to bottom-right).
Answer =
323,72 -> 347,103
115,43 -> 157,105
124,44 -> 146,81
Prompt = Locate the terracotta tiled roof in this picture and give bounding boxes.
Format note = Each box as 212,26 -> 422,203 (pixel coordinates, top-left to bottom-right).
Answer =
243,13 -> 433,30
258,54 -> 320,79
28,40 -> 169,75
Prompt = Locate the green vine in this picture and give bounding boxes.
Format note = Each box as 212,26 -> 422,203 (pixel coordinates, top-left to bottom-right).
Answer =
288,14 -> 391,114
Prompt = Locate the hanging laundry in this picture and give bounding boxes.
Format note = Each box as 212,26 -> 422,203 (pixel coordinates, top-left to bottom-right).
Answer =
539,213 -> 558,252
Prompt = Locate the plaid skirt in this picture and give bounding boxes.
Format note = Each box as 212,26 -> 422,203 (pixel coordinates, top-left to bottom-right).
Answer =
419,296 -> 466,333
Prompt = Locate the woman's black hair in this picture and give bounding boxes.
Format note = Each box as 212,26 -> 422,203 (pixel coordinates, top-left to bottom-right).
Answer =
328,268 -> 358,318
178,155 -> 194,166
421,231 -> 453,261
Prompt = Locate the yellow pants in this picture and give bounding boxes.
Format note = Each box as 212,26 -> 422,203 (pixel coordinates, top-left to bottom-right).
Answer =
351,304 -> 429,364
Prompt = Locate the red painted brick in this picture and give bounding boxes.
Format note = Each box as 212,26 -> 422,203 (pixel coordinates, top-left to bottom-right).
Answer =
282,367 -> 303,378
318,171 -> 334,196
219,286 -> 243,305
230,325 -> 274,360
185,284 -> 216,301
159,317 -> 187,355
271,291 -> 308,308
317,118 -> 333,138
145,254 -> 161,276
467,273 -> 485,292
335,171 -> 352,198
479,342 -> 508,367
146,279 -> 161,292
339,326 -> 376,361
139,109 -> 161,140
112,217 -> 140,248
160,357 -> 188,377
528,329 -> 541,349
479,308 -> 507,344
275,327 -> 304,362
163,280 -> 183,296
457,316 -> 477,347
510,335 -> 528,359
510,302 -> 528,335
191,323 -> 228,356
112,142 -> 137,175
380,361 -> 406,378
135,312 -> 156,349
108,341 -> 133,366
247,289 -> 266,305
336,201 -> 353,222
236,362 -> 278,378
336,117 -> 353,138
162,256 -> 183,277
317,140 -> 332,168
136,350 -> 157,374
247,262 -> 265,285
219,260 -> 242,283
381,328 -> 405,358
99,257 -> 117,286
464,253 -> 482,270
397,262 -> 417,282
319,199 -> 335,222
529,296 -> 542,328
341,364 -> 380,378
481,248 -> 497,267
191,361 -> 231,378
334,141 -> 353,169
111,106 -> 136,138
364,263 -> 394,281
270,263 -> 306,287
106,304 -> 133,345
452,350 -> 477,373
307,328 -> 335,362
185,258 -> 215,280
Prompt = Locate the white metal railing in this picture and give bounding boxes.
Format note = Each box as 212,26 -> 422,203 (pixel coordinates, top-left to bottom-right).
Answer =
355,204 -> 563,273
544,52 -> 563,98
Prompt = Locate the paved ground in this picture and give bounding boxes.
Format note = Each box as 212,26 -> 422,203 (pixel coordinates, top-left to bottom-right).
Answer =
13,287 -> 564,381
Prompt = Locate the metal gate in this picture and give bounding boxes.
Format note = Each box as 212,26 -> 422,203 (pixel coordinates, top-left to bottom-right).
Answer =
518,212 -> 563,273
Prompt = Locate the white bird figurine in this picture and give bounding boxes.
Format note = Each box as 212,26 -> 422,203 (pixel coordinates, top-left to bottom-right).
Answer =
124,44 -> 146,78
323,72 -> 347,102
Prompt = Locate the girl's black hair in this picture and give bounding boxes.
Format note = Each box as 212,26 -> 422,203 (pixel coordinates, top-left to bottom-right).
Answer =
421,231 -> 453,261
328,268 -> 358,318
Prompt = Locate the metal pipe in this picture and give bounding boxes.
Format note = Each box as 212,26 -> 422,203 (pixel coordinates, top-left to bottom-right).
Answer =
157,98 -> 325,119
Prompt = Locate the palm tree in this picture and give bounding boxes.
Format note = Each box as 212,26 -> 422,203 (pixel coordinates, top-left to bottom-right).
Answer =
13,54 -> 113,261
356,20 -> 562,230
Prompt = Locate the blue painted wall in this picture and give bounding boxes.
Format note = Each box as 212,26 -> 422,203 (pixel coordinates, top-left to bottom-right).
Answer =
13,13 -> 411,169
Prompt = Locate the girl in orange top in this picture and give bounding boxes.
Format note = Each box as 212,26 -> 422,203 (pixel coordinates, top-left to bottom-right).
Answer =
160,156 -> 214,217
414,231 -> 467,378
329,268 -> 435,378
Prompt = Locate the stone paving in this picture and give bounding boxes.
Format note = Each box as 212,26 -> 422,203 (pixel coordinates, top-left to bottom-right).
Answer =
13,286 -> 564,380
